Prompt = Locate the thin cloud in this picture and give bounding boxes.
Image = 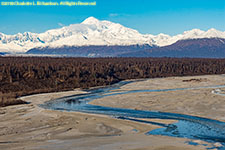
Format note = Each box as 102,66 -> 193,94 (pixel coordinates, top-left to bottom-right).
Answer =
109,13 -> 119,17
58,22 -> 65,27
109,13 -> 131,18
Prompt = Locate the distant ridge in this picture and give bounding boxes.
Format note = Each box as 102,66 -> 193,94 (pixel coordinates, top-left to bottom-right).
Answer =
27,44 -> 155,57
118,38 -> 225,58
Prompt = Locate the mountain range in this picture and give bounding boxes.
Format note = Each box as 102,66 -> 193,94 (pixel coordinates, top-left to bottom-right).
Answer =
118,38 -> 225,58
0,17 -> 225,57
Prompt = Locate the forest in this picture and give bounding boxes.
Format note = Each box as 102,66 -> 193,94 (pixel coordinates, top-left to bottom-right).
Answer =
1,56 -> 225,106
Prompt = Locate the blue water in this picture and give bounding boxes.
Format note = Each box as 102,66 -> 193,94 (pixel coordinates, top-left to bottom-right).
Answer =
41,80 -> 225,149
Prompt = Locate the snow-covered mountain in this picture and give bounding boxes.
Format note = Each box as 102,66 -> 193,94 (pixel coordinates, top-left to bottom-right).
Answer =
148,28 -> 225,46
0,16 -> 225,53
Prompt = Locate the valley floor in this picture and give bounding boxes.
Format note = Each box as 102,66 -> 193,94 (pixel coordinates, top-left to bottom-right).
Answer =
0,74 -> 225,150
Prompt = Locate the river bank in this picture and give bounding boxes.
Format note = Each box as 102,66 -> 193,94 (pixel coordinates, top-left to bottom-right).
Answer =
91,74 -> 225,121
1,74 -> 224,150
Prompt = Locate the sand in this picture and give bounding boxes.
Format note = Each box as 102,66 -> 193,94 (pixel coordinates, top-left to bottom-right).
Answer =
1,74 -> 224,150
91,74 -> 225,121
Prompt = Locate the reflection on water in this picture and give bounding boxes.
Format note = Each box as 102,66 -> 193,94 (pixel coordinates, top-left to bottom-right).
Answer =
148,120 -> 225,142
41,80 -> 225,149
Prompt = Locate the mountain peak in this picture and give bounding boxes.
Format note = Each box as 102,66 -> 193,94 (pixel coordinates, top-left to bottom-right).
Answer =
204,28 -> 224,38
207,28 -> 218,32
206,28 -> 221,34
81,17 -> 100,24
183,28 -> 204,34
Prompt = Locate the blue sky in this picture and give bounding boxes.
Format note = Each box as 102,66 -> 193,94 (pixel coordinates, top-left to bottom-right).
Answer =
0,0 -> 224,35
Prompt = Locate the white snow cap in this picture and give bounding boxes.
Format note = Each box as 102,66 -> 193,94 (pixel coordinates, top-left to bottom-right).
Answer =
81,16 -> 100,24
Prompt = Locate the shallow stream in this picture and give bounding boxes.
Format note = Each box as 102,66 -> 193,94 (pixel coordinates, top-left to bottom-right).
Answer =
41,80 -> 225,149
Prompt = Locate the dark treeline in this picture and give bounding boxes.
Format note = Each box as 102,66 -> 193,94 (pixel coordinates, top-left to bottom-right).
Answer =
1,57 -> 225,106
